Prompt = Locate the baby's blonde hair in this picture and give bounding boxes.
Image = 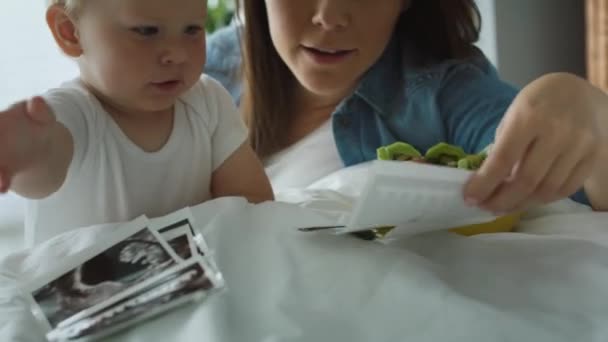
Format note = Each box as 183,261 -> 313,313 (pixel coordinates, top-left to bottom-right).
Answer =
47,0 -> 82,14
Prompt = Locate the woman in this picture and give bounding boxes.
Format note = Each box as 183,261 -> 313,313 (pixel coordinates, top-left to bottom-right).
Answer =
206,0 -> 608,214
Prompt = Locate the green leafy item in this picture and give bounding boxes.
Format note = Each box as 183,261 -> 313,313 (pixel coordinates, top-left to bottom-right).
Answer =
377,141 -> 489,171
425,142 -> 466,166
351,142 -> 507,241
376,142 -> 422,161
457,154 -> 484,170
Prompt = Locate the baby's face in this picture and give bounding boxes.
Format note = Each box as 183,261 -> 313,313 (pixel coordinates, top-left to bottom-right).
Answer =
75,0 -> 207,114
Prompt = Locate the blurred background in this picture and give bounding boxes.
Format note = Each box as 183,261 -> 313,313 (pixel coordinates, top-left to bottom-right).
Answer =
0,0 -> 591,108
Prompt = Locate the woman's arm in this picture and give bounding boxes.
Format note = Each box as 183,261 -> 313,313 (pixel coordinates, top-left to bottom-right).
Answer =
205,24 -> 244,104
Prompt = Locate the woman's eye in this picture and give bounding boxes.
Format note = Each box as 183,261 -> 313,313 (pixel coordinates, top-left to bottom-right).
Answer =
184,25 -> 203,35
131,26 -> 159,36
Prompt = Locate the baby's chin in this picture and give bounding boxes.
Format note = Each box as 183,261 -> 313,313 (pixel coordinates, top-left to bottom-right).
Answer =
137,101 -> 179,115
139,92 -> 186,110
111,97 -> 178,117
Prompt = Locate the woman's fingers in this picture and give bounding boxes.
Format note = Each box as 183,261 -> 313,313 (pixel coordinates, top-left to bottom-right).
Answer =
464,107 -> 535,205
534,137 -> 595,203
558,153 -> 598,200
480,136 -> 559,213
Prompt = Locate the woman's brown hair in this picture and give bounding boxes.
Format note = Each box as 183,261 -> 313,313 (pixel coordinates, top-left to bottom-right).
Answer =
238,0 -> 481,158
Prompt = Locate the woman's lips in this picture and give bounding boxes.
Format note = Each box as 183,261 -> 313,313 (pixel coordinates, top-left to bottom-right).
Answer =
302,46 -> 356,65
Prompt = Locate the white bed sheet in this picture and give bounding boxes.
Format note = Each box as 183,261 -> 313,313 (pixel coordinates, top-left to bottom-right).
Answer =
0,193 -> 24,259
1,166 -> 608,342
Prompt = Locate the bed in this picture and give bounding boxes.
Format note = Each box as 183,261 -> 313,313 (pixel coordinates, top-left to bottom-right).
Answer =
0,193 -> 24,259
1,164 -> 608,342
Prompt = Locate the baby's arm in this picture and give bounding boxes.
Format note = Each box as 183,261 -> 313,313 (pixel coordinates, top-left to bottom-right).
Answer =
0,97 -> 73,199
211,142 -> 274,204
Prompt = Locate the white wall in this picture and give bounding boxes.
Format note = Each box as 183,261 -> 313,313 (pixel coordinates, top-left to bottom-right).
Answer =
0,2 -> 79,108
0,3 -> 73,251
476,0 -> 499,68
0,1 -> 587,106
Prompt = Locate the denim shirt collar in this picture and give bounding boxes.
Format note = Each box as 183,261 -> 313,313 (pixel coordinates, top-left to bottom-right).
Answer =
344,36 -> 406,119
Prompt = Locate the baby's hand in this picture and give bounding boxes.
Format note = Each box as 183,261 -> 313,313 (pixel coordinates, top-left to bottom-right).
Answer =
0,97 -> 55,193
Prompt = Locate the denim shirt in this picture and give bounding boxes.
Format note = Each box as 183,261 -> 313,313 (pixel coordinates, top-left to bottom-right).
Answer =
205,24 -> 590,206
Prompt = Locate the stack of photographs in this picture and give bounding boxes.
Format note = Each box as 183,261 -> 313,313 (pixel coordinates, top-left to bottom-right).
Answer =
24,210 -> 223,342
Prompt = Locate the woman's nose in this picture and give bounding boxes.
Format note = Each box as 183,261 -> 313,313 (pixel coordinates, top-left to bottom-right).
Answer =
311,0 -> 351,31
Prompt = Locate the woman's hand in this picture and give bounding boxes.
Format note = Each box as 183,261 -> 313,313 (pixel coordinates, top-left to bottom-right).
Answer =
464,72 -> 606,213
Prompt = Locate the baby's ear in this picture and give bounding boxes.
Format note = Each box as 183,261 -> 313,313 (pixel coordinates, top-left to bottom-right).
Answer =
46,4 -> 82,57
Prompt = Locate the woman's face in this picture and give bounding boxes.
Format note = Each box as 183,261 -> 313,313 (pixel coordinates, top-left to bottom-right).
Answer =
265,0 -> 406,101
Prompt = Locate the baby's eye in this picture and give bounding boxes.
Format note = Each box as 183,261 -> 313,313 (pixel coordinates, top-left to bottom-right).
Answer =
131,26 -> 159,36
184,25 -> 203,35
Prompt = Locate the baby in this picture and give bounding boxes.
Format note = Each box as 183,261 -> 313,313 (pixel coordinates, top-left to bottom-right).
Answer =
0,0 -> 273,246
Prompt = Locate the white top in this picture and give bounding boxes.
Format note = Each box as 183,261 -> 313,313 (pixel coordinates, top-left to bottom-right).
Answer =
265,120 -> 343,191
26,75 -> 247,247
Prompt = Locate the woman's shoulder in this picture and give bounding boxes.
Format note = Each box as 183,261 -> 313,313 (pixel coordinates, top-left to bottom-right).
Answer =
206,23 -> 241,58
355,43 -> 516,114
360,38 -> 509,95
401,48 -> 508,92
205,24 -> 243,102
